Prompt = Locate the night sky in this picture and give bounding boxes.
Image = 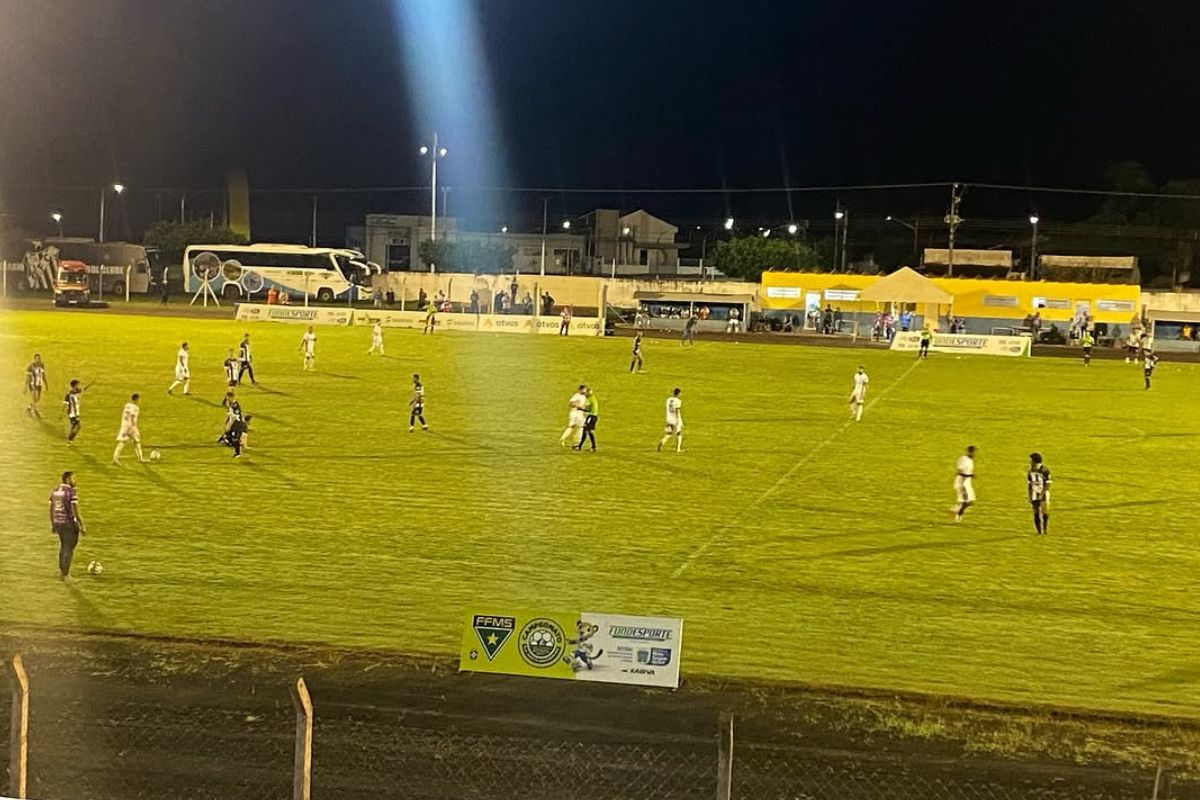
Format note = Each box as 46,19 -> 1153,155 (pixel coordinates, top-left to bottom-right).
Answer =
1,0 -> 1198,238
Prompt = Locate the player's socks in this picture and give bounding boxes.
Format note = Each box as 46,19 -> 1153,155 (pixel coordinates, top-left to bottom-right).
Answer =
112,442 -> 124,463
1041,514 -> 1049,535
675,434 -> 683,452
1033,511 -> 1042,534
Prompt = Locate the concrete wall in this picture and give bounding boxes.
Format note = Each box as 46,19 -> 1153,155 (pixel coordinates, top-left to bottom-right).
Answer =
1142,290 -> 1200,314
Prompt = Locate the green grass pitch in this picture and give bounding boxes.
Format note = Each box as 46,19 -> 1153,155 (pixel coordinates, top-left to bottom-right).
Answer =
2,309 -> 1198,715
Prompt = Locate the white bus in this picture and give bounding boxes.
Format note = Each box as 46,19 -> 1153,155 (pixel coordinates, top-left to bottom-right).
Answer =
183,244 -> 378,303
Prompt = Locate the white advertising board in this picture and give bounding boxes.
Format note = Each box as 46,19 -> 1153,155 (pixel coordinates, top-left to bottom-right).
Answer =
235,304 -> 354,326
890,331 -> 1031,357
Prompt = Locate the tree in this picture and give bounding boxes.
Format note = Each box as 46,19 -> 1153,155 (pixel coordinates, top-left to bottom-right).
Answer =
710,236 -> 818,281
144,221 -> 247,272
417,239 -> 516,273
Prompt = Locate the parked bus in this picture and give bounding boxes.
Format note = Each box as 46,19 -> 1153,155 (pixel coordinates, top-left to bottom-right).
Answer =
183,244 -> 377,302
9,239 -> 155,297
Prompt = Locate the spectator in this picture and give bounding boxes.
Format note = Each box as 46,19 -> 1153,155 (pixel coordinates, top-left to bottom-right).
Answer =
386,289 -> 396,306
900,309 -> 913,332
1032,312 -> 1043,339
542,292 -> 555,315
833,307 -> 844,333
884,312 -> 896,341
160,279 -> 170,305
510,277 -> 519,304
435,289 -> 446,308
699,305 -> 710,320
266,286 -> 278,305
521,291 -> 533,314
822,305 -> 834,334
500,292 -> 512,313
418,288 -> 428,310
469,289 -> 480,314
278,292 -> 291,305
726,307 -> 742,334
872,312 -> 883,341
372,284 -> 383,308
494,291 -> 505,313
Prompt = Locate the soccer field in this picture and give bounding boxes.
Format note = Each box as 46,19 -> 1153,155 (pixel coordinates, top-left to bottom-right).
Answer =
2,309 -> 1198,715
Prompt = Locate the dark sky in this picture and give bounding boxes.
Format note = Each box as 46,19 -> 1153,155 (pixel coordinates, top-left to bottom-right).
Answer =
1,0 -> 1198,237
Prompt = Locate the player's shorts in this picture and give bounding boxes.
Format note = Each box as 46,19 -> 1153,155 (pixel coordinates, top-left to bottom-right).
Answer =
954,476 -> 976,504
175,367 -> 189,380
411,403 -> 424,415
664,420 -> 682,434
568,410 -> 585,427
850,390 -> 865,404
1030,493 -> 1049,507
117,425 -> 141,443
583,414 -> 598,431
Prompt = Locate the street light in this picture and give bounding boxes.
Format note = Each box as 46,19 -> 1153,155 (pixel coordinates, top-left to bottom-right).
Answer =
562,220 -> 571,230
500,225 -> 508,234
1029,214 -> 1041,279
886,215 -> 921,263
621,226 -> 631,236
419,133 -> 447,272
833,209 -> 849,271
723,216 -> 734,231
98,180 -> 125,243
50,211 -> 63,237
760,227 -> 771,238
787,223 -> 799,235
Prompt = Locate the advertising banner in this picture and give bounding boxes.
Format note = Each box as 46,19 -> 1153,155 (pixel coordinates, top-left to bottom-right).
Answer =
235,304 -> 354,326
460,610 -> 683,688
354,309 -> 426,328
890,331 -> 1031,357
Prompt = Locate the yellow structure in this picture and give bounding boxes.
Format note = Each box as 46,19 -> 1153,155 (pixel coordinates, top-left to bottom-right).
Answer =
761,272 -> 1140,325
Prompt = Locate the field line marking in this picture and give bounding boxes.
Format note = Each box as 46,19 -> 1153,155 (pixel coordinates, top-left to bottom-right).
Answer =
671,358 -> 922,579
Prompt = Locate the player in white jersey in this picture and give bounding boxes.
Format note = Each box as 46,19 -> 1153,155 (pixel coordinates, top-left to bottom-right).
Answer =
367,321 -> 385,355
300,326 -> 317,371
559,384 -> 588,447
112,393 -> 147,464
951,445 -> 976,522
849,365 -> 869,421
167,342 -> 191,395
657,387 -> 684,452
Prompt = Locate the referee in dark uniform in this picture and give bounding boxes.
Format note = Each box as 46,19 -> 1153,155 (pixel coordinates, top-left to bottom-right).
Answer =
49,471 -> 85,580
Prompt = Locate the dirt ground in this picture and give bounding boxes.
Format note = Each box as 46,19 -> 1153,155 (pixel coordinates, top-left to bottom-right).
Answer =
2,629 -> 1196,800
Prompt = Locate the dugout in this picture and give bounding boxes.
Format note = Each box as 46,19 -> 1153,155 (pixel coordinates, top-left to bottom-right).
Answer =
633,290 -> 753,332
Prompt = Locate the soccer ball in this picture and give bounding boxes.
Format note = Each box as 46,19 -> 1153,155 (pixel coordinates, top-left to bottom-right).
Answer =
87,560 -> 104,575
150,450 -> 162,461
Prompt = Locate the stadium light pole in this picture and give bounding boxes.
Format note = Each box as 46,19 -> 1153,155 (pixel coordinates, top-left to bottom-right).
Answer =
833,209 -> 847,272
699,217 -> 735,281
51,211 -> 63,237
98,181 -> 125,243
1029,214 -> 1041,280
419,134 -> 447,273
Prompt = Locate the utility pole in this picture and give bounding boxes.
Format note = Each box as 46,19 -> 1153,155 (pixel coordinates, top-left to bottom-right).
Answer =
310,194 -> 318,247
945,183 -> 963,277
840,209 -> 850,272
539,197 -> 548,276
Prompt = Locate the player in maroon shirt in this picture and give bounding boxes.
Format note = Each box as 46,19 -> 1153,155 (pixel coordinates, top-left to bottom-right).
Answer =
48,471 -> 86,580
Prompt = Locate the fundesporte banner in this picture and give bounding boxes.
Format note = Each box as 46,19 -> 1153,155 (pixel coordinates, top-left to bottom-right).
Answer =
235,304 -> 354,326
460,610 -> 683,688
890,331 -> 1031,357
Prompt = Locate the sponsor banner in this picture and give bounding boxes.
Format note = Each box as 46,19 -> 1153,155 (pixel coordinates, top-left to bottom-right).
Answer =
460,610 -> 683,688
235,304 -> 353,326
437,312 -> 483,332
532,316 -> 604,336
479,314 -> 533,334
354,309 -> 426,328
890,331 -> 1031,357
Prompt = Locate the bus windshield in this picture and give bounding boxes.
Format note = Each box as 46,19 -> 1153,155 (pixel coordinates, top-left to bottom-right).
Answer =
335,255 -> 369,287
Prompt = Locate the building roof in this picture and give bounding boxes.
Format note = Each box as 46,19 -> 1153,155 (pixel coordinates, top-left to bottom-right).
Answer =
859,267 -> 954,304
634,291 -> 754,304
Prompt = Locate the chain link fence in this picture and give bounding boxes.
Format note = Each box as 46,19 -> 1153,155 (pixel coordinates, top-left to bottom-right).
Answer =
4,651 -> 1197,800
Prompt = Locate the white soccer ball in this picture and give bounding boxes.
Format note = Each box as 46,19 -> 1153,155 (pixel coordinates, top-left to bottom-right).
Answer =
150,450 -> 162,461
87,560 -> 103,575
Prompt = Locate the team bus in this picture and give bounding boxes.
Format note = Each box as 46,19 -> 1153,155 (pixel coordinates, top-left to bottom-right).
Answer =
183,244 -> 378,302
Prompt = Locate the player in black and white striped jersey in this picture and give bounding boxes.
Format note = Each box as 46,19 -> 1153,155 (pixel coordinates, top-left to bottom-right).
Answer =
409,373 -> 428,432
1027,453 -> 1051,535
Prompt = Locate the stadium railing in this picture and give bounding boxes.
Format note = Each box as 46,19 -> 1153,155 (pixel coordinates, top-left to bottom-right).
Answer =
0,653 -> 1188,800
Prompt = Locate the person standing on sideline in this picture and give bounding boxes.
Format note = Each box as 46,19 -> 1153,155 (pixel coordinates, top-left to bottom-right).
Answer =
1027,452 -> 1052,535
63,379 -> 84,442
574,386 -> 598,451
1080,330 -> 1095,366
559,385 -> 588,446
629,333 -> 644,373
952,445 -> 977,523
409,373 -> 428,432
560,306 -> 572,335
112,393 -> 147,465
368,321 -> 385,355
918,327 -> 932,359
300,326 -> 317,371
49,471 -> 85,581
682,314 -> 698,346
237,333 -> 256,384
726,307 -> 742,333
849,366 -> 869,421
168,342 -> 191,395
1143,350 -> 1160,389
658,387 -> 684,452
25,353 -> 47,417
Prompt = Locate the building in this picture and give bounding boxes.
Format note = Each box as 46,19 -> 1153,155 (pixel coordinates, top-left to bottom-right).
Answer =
348,209 -> 680,276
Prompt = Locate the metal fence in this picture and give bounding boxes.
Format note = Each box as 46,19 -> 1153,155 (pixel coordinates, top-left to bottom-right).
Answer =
3,654 -> 1193,800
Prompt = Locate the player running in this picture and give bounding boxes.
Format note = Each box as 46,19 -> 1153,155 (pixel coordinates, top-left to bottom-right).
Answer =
657,387 -> 684,452
559,385 -> 588,447
300,326 -> 317,371
1080,330 -> 1095,366
952,445 -> 976,523
25,353 -> 47,417
112,393 -> 147,464
629,333 -> 644,373
849,366 -> 869,421
167,342 -> 191,395
1143,350 -> 1159,389
63,379 -> 85,443
238,333 -> 256,384
368,321 -> 385,355
409,373 -> 428,432
1027,452 -> 1052,535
